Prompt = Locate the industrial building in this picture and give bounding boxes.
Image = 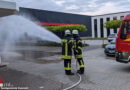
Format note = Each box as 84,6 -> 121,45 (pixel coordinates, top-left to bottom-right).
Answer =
0,1 -> 18,17
91,12 -> 130,38
19,7 -> 92,37
17,8 -> 130,38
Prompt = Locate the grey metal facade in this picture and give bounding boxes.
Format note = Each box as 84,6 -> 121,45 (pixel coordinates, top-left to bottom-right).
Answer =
19,7 -> 92,37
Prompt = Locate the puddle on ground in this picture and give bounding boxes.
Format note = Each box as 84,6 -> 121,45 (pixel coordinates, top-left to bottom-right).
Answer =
34,59 -> 63,64
1,49 -> 62,64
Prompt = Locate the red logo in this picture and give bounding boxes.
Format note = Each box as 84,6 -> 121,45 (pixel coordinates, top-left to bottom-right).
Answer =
0,78 -> 2,83
0,78 -> 3,87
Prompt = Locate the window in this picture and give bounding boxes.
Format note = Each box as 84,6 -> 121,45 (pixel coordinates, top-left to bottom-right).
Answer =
107,18 -> 110,21
120,22 -> 127,39
120,21 -> 130,36
113,16 -> 117,33
106,18 -> 110,36
114,28 -> 117,33
128,21 -> 130,34
120,16 -> 124,20
100,18 -> 104,37
121,22 -> 127,34
94,19 -> 97,37
113,16 -> 117,20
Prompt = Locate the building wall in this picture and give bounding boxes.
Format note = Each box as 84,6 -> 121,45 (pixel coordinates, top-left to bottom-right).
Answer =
92,12 -> 129,38
19,7 -> 92,37
0,1 -> 17,17
18,8 -> 130,38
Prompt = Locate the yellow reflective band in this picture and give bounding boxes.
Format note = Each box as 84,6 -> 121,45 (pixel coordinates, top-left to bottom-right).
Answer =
78,46 -> 82,50
81,60 -> 83,65
80,65 -> 85,68
76,55 -> 83,58
61,39 -> 67,42
124,39 -> 130,41
78,40 -> 82,43
65,43 -> 68,56
68,40 -> 72,43
72,42 -> 76,49
76,50 -> 78,53
80,60 -> 84,68
65,67 -> 71,70
65,63 -> 71,70
62,39 -> 67,41
62,55 -> 72,59
74,42 -> 76,49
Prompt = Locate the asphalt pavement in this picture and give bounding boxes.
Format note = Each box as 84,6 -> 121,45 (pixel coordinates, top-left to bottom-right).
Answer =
0,44 -> 130,90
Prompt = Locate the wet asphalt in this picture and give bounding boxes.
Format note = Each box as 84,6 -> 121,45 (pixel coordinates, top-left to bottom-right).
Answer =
1,43 -> 130,90
0,45 -> 100,90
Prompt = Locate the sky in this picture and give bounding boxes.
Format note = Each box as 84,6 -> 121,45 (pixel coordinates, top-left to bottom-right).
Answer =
4,0 -> 130,15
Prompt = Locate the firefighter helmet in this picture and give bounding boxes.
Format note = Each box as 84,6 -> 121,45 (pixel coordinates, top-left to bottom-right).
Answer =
65,30 -> 71,35
72,30 -> 78,35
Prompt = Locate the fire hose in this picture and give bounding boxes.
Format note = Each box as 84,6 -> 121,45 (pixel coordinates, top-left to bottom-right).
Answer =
63,57 -> 82,90
63,73 -> 82,90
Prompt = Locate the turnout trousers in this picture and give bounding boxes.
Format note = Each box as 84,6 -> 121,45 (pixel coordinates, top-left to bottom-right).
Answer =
77,58 -> 84,73
64,59 -> 72,74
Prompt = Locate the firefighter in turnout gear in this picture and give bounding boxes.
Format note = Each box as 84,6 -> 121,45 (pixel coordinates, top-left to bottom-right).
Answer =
72,30 -> 85,74
61,30 -> 74,75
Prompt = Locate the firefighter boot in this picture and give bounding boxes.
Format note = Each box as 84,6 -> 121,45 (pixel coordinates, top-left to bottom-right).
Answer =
65,70 -> 74,75
77,68 -> 84,74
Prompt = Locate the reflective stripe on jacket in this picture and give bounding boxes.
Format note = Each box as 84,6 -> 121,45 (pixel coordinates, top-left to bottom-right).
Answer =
73,36 -> 83,58
61,36 -> 72,59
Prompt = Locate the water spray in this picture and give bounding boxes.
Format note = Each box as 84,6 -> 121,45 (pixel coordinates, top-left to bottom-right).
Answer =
0,56 -> 6,68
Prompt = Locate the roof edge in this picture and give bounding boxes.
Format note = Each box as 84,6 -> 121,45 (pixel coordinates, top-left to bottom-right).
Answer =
19,7 -> 92,17
92,11 -> 130,17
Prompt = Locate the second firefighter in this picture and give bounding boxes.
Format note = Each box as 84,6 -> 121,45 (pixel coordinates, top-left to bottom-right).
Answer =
72,30 -> 85,74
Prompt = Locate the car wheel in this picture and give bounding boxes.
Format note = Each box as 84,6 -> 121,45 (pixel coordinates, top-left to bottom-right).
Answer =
116,52 -> 129,63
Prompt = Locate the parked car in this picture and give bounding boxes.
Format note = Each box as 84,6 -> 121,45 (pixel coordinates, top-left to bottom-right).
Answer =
108,34 -> 117,42
104,39 -> 116,56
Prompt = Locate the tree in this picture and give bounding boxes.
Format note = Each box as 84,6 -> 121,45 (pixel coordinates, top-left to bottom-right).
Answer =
45,25 -> 87,38
104,20 -> 122,29
45,25 -> 87,32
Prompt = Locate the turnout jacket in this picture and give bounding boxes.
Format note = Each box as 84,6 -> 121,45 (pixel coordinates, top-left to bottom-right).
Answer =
61,35 -> 72,59
73,36 -> 83,59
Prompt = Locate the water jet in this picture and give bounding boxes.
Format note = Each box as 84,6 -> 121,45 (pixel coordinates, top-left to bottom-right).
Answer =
0,0 -> 18,67
0,1 -> 61,66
